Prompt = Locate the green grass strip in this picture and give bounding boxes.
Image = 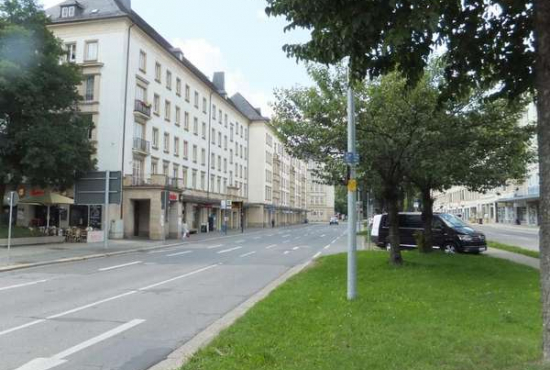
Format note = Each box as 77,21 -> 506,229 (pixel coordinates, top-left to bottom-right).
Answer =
489,241 -> 540,259
182,251 -> 543,370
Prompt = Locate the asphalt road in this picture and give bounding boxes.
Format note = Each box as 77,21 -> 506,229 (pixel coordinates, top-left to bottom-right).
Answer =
475,224 -> 539,251
0,223 -> 348,370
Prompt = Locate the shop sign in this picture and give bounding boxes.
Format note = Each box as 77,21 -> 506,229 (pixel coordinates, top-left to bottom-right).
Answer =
169,192 -> 178,202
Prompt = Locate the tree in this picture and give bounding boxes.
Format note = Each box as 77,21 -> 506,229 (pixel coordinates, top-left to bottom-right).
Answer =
334,186 -> 348,216
0,0 -> 95,204
265,0 -> 550,357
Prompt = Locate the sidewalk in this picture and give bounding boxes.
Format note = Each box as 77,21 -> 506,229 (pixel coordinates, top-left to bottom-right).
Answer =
0,227 -> 273,272
486,247 -> 540,270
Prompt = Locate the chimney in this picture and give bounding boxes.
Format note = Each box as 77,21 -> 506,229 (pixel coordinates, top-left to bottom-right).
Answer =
213,72 -> 227,98
171,48 -> 184,61
255,107 -> 262,116
118,0 -> 131,11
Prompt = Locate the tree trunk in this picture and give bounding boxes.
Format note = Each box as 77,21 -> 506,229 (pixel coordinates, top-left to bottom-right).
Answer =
535,0 -> 550,361
420,188 -> 434,254
387,193 -> 403,266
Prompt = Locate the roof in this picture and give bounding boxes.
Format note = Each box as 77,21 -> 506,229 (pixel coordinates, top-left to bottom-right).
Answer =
45,0 -> 251,120
230,93 -> 270,122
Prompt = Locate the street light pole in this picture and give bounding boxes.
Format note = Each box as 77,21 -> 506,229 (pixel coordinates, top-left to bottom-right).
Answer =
347,68 -> 357,301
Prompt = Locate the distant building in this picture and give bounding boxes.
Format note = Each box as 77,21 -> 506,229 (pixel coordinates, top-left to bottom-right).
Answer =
306,163 -> 335,222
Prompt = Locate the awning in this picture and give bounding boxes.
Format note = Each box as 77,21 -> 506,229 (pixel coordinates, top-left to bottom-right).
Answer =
19,193 -> 75,205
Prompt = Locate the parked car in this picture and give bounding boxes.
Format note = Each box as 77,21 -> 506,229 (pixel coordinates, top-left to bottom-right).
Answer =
329,216 -> 339,225
370,212 -> 487,253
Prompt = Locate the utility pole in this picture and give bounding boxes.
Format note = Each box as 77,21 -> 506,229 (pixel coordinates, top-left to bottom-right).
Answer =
347,66 -> 357,301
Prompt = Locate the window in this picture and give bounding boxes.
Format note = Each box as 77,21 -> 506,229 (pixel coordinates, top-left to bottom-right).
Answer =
218,109 -> 222,123
210,175 -> 215,192
217,177 -> 221,193
201,148 -> 206,166
230,149 -> 233,164
61,6 -> 75,18
184,112 -> 190,131
139,50 -> 147,72
173,165 -> 179,180
266,170 -> 272,183
230,125 -> 234,141
211,153 -> 215,169
176,78 -> 181,96
224,158 -> 227,173
151,161 -> 158,175
244,148 -> 247,160
212,105 -> 217,120
244,167 -> 247,180
266,133 -> 273,147
218,132 -> 222,148
192,145 -> 198,163
193,117 -> 199,135
183,141 -> 189,159
224,114 -> 228,127
166,70 -> 172,90
84,75 -> 94,101
192,170 -> 197,189
182,167 -> 188,187
224,136 -> 228,150
211,128 -> 216,144
153,94 -> 160,115
240,126 -> 243,138
65,43 -> 77,63
194,91 -> 199,108
155,62 -> 161,82
136,85 -> 146,102
85,41 -> 98,61
265,186 -> 272,201
185,84 -> 190,102
240,144 -> 243,158
175,106 -> 181,126
218,156 -> 222,171
223,179 -> 227,194
266,151 -> 273,164
174,137 -> 179,156
202,97 -> 207,113
164,133 -> 170,153
152,128 -> 159,148
165,100 -> 171,121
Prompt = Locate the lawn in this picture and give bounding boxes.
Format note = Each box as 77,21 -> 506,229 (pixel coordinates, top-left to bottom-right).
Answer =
489,241 -> 540,259
0,225 -> 42,239
182,251 -> 542,370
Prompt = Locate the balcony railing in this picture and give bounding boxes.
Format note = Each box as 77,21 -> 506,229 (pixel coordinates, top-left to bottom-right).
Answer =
528,185 -> 540,196
134,99 -> 152,118
133,137 -> 150,154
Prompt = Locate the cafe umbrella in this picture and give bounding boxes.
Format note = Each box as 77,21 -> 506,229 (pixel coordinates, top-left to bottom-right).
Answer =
18,192 -> 74,228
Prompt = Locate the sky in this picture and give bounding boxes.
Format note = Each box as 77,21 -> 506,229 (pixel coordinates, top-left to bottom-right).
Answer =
39,0 -> 314,116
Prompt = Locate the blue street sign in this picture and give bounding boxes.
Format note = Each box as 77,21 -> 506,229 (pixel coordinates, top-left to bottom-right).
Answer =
345,152 -> 360,165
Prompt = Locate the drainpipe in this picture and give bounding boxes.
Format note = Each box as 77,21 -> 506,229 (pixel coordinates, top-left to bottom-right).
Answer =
206,91 -> 213,200
120,22 -> 135,219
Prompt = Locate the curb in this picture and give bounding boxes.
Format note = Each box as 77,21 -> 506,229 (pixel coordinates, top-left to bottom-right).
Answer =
147,258 -> 316,370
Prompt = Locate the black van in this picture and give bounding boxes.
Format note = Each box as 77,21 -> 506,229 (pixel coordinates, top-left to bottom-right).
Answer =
370,212 -> 487,253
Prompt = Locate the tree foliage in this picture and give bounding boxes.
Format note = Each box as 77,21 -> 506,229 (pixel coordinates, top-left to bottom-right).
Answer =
0,0 -> 96,200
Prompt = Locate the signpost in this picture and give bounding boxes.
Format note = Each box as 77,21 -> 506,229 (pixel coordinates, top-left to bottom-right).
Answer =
221,200 -> 232,235
347,66 -> 358,301
74,171 -> 122,249
3,191 -> 19,265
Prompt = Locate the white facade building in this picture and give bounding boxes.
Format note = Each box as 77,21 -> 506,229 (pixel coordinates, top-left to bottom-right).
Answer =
306,162 -> 336,222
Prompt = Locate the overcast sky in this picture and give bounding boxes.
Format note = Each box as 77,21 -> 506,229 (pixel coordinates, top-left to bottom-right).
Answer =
39,0 -> 314,116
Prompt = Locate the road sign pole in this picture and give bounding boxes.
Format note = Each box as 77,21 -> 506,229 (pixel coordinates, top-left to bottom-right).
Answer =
347,68 -> 357,301
104,171 -> 110,249
7,192 -> 14,266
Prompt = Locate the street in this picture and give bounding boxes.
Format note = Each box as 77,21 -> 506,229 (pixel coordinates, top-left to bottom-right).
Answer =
0,223 -> 347,370
475,224 -> 539,251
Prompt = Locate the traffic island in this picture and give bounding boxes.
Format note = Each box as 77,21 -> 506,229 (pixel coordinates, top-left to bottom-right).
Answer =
181,252 -> 543,370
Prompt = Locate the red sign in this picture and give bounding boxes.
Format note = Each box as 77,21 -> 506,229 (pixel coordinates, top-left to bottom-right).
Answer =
169,192 -> 178,202
30,189 -> 45,197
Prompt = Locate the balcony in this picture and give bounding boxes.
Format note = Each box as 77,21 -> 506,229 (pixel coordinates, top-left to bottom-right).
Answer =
134,99 -> 152,119
125,175 -> 184,189
133,137 -> 150,155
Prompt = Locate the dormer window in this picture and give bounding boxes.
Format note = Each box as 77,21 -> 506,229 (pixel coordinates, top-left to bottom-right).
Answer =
61,6 -> 76,18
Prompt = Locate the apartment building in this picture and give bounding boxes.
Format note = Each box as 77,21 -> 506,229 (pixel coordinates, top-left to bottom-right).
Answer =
307,162 -> 336,222
238,94 -> 308,227
16,0 -> 308,240
433,104 -> 540,226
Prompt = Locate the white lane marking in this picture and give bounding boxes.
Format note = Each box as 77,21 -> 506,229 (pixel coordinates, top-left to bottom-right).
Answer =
207,244 -> 224,250
234,240 -> 246,243
47,291 -> 138,320
313,252 -> 322,259
148,245 -> 187,254
240,251 -> 256,258
15,319 -> 145,370
267,234 -> 275,237
284,251 -> 290,255
282,234 -> 291,238
252,237 -> 262,240
292,247 -> 300,251
0,279 -> 48,292
217,246 -> 243,254
265,244 -> 277,250
0,265 -> 217,337
324,245 -> 331,250
321,234 -> 326,238
98,261 -> 142,272
139,264 -> 219,291
283,240 -> 291,244
166,251 -> 193,257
